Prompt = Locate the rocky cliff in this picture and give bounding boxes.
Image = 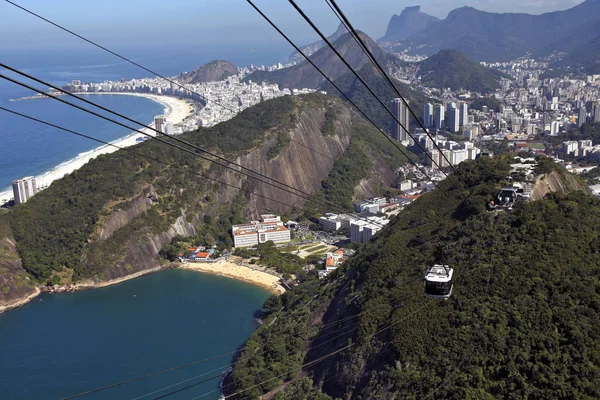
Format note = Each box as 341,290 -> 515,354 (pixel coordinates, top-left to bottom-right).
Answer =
0,237 -> 38,312
380,5 -> 439,42
530,169 -> 591,201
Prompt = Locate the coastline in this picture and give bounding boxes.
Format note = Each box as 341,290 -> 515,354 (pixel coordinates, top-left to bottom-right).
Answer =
0,287 -> 42,314
0,93 -> 194,205
0,265 -> 169,314
0,260 -> 284,313
181,260 -> 286,295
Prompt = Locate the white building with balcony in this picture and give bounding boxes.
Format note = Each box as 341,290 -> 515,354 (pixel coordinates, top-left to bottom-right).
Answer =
232,214 -> 291,247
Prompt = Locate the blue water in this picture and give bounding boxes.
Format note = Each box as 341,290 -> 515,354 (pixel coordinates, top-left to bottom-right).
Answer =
0,269 -> 271,399
0,45 -> 291,193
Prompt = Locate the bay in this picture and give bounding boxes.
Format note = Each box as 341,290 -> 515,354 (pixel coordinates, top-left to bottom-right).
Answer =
0,269 -> 271,399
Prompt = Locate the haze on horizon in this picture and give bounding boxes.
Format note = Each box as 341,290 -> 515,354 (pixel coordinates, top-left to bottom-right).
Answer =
0,0 -> 586,52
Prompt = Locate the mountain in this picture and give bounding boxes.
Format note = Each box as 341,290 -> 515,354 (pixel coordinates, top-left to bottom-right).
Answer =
288,23 -> 348,64
416,49 -> 505,92
385,0 -> 600,62
244,32 -> 397,90
321,63 -> 430,132
229,156 -> 600,398
380,6 -> 439,42
0,93 -> 416,309
548,20 -> 600,75
179,60 -> 238,84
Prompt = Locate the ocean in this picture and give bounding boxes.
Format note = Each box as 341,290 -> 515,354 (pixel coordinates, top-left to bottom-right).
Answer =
0,44 -> 292,193
0,269 -> 271,399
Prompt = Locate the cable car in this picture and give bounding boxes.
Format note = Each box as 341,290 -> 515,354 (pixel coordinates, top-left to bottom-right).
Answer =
424,264 -> 453,300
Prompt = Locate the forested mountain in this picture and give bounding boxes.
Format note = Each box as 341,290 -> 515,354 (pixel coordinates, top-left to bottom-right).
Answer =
416,49 -> 505,92
0,94 -> 415,308
380,6 -> 439,42
321,63 -> 430,132
244,32 -> 397,89
548,20 -> 600,75
383,0 -> 600,62
287,23 -> 348,64
179,60 -> 238,84
230,155 -> 600,398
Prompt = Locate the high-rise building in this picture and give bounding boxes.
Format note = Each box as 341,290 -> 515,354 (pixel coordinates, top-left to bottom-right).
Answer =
154,115 -> 166,134
593,102 -> 600,123
550,121 -> 560,135
447,102 -> 459,133
164,122 -> 174,136
459,102 -> 468,127
390,98 -> 412,144
434,104 -> 445,130
12,176 -> 37,205
424,103 -> 434,128
578,107 -> 587,128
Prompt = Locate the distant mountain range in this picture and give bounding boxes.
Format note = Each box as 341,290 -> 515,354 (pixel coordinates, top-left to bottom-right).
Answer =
246,29 -> 502,95
380,6 -> 439,42
380,0 -> 600,70
179,60 -> 238,84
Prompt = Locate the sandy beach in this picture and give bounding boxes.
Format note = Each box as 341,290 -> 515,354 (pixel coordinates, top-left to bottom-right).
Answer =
182,260 -> 286,295
0,93 -> 193,205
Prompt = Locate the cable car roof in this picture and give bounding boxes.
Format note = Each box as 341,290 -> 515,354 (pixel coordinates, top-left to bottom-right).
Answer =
425,264 -> 453,282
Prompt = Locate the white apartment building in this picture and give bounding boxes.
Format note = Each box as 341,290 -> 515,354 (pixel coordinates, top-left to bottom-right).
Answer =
318,213 -> 357,231
232,214 -> 291,247
154,115 -> 166,134
12,176 -> 37,205
350,217 -> 389,244
319,214 -> 342,231
399,179 -> 414,191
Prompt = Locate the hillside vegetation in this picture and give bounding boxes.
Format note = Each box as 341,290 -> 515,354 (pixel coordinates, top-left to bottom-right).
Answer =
417,49 -> 504,93
0,93 -> 416,295
230,155 -> 600,399
1,95 -> 298,282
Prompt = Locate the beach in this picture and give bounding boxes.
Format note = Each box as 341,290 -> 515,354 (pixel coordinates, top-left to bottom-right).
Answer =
0,93 -> 193,205
182,260 -> 286,295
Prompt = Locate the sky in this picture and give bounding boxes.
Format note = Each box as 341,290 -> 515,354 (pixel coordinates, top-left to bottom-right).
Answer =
0,0 -> 586,52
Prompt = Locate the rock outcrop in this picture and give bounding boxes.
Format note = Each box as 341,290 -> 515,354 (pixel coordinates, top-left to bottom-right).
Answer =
0,238 -> 38,312
530,170 -> 591,201
97,188 -> 156,241
380,6 -> 439,42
